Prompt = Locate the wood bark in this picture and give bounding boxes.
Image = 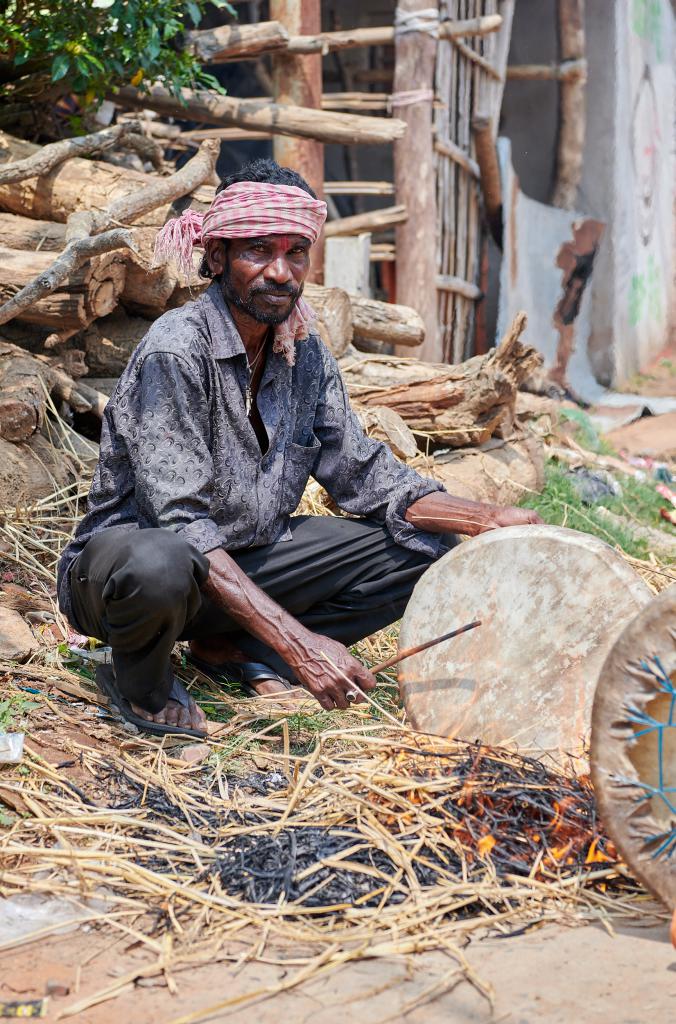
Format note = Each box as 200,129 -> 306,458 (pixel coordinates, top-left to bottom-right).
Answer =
506,59 -> 587,81
0,212 -> 66,251
0,339 -> 109,444
0,123 -> 138,186
393,0 -> 439,361
324,205 -> 407,238
79,312 -> 152,376
114,85 -> 407,146
349,294 -> 424,348
185,20 -> 290,62
270,0 -> 324,282
552,0 -> 587,209
0,130 -> 166,225
0,215 -> 197,320
340,313 -> 541,446
0,245 -> 127,332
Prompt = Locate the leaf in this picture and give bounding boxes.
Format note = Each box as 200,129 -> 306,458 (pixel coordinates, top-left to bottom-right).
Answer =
187,1 -> 201,26
50,52 -> 71,81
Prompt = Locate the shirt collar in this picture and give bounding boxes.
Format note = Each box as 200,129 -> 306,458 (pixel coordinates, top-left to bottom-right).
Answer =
202,281 -> 247,360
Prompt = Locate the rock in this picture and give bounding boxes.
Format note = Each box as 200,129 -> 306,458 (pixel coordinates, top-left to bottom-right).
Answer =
430,434 -> 545,507
179,743 -> 210,765
45,980 -> 70,998
0,607 -> 35,661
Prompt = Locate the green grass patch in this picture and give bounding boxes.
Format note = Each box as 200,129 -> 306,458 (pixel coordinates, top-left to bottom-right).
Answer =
0,695 -> 39,733
520,460 -> 675,559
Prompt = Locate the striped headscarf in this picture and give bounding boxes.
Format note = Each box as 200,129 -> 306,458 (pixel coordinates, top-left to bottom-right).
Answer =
154,182 -> 327,365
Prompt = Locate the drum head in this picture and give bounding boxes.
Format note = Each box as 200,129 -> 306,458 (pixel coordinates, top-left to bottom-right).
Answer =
591,586 -> 676,909
398,525 -> 651,759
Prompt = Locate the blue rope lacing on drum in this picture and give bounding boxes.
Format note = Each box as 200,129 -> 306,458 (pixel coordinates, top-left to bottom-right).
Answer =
624,656 -> 676,859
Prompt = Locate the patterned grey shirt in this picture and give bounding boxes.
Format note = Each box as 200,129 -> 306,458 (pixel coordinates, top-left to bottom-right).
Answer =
57,283 -> 444,623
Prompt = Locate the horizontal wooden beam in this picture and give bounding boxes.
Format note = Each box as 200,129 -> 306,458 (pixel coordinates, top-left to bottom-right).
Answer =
436,275 -> 482,300
186,15 -> 503,65
370,243 -> 396,262
324,205 -> 407,238
114,86 -> 406,146
287,14 -> 502,54
325,180 -> 395,196
506,58 -> 587,82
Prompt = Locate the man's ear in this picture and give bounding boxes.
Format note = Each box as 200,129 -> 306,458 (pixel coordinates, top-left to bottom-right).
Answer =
205,238 -> 227,277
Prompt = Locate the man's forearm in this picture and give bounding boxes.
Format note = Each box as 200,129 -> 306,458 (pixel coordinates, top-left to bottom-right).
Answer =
203,547 -> 311,666
405,491 -> 542,536
202,547 -> 378,710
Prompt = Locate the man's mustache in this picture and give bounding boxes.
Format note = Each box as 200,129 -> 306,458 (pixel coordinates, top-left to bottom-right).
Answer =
250,283 -> 298,298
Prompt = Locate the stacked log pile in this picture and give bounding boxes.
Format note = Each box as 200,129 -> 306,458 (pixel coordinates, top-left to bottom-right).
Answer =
0,125 -> 544,509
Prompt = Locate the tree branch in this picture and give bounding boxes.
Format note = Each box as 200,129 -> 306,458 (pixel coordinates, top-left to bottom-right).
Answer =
0,122 -> 139,186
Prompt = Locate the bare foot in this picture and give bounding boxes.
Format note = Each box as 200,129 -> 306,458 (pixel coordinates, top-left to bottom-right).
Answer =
130,695 -> 207,732
249,677 -> 307,701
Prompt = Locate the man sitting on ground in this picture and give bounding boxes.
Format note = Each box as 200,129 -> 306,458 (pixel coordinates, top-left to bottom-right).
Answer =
57,159 -> 541,737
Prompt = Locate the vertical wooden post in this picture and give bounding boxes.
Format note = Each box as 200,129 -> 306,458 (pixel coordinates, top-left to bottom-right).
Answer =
553,0 -> 587,209
393,0 -> 440,361
270,0 -> 324,282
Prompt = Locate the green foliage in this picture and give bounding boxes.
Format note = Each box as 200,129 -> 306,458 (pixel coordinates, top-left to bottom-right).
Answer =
0,0 -> 234,103
0,695 -> 39,732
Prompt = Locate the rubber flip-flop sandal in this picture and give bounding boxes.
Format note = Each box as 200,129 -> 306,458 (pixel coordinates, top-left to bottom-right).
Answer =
95,663 -> 207,738
186,655 -> 303,700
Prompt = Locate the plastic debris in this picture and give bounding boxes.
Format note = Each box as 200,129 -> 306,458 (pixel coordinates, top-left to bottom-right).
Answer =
566,466 -> 622,504
0,733 -> 24,764
0,998 -> 47,1017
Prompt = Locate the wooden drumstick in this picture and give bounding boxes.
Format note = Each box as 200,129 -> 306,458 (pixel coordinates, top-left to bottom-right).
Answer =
371,619 -> 482,675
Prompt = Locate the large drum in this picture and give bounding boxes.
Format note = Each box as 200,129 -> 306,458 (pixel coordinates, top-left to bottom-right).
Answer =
398,525 -> 652,760
591,585 -> 676,911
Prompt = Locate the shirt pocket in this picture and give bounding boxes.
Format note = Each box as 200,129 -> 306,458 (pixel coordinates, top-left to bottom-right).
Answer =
280,437 -> 321,516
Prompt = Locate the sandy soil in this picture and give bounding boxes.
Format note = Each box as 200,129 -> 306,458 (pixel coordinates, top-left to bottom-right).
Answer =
2,911 -> 673,1023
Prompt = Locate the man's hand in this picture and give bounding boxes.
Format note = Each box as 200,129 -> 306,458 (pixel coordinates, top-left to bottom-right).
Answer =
479,506 -> 543,532
285,633 -> 377,711
204,548 -> 377,712
405,491 -> 543,536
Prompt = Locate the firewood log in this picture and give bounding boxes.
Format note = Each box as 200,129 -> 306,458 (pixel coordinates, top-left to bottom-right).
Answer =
0,212 -> 66,252
0,246 -> 126,333
0,339 -> 108,444
340,313 -> 542,447
0,130 -> 168,225
79,312 -> 152,376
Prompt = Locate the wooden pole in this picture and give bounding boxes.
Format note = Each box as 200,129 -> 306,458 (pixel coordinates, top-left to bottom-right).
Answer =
270,0 -> 324,282
113,85 -> 405,146
552,0 -> 587,209
393,1 -> 440,361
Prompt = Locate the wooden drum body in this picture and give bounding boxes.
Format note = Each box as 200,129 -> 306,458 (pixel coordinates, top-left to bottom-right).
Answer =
591,586 -> 676,911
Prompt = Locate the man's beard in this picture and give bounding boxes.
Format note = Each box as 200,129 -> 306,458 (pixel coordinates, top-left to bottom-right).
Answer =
221,261 -> 302,325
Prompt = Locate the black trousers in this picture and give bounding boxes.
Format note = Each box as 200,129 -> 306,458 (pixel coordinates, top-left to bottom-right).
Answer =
69,516 -> 445,713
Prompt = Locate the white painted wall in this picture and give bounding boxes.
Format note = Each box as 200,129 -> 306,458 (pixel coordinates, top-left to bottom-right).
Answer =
583,0 -> 675,384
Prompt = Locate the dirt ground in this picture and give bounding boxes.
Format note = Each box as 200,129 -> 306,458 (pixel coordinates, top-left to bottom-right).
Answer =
2,912 -> 673,1023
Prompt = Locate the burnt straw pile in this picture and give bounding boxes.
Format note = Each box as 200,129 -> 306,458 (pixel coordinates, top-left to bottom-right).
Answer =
0,656 -> 661,1016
